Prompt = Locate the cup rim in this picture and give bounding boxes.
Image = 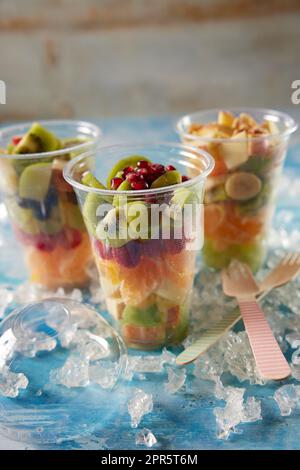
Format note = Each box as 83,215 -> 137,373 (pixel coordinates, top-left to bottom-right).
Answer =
175,107 -> 298,143
0,119 -> 102,159
63,141 -> 215,196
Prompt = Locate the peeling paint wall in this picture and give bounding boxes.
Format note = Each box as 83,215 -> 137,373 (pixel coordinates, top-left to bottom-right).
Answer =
0,0 -> 299,120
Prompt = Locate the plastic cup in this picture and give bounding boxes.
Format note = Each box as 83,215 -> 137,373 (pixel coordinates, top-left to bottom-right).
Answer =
64,143 -> 214,349
0,120 -> 101,289
176,108 -> 298,271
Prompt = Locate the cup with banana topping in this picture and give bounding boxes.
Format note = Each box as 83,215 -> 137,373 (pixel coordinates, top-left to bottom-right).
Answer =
0,120 -> 101,288
176,108 -> 297,271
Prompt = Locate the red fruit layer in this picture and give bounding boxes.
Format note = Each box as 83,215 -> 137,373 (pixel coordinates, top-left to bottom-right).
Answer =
13,225 -> 82,252
112,240 -> 141,268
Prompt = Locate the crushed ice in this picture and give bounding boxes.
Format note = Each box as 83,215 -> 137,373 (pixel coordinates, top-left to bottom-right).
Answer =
214,379 -> 262,439
135,428 -> 157,448
0,366 -> 28,398
164,366 -> 186,394
128,388 -> 153,428
274,385 -> 300,416
0,172 -> 300,441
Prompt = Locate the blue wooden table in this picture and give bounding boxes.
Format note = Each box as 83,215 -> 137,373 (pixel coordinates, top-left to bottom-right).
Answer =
0,113 -> 300,450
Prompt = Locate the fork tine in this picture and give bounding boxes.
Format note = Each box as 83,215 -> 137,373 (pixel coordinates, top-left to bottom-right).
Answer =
296,253 -> 300,264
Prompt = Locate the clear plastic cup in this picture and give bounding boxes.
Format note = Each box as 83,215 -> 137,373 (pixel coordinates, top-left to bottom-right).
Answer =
0,120 -> 101,289
176,108 -> 298,271
64,143 -> 214,350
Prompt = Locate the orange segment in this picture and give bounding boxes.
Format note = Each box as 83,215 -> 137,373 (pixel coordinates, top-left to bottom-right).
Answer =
26,232 -> 92,289
122,324 -> 165,349
205,202 -> 263,248
120,256 -> 163,306
162,249 -> 196,289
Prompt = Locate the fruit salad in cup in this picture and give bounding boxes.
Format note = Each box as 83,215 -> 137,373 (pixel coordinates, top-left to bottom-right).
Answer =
0,121 -> 100,288
177,109 -> 297,271
64,144 -> 213,349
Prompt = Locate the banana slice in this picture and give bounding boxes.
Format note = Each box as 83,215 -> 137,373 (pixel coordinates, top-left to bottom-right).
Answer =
225,172 -> 262,201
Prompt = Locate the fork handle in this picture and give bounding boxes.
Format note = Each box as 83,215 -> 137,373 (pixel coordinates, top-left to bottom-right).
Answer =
237,298 -> 291,380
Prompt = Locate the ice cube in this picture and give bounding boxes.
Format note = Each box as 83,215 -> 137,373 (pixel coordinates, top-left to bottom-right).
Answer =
89,361 -> 118,389
135,428 -> 157,448
274,384 -> 300,416
0,366 -> 28,398
164,366 -> 186,394
72,330 -> 109,361
127,388 -> 153,428
126,347 -> 176,375
50,355 -> 89,388
242,396 -> 262,423
286,333 -> 300,349
193,331 -> 264,385
214,379 -> 261,440
14,332 -> 57,358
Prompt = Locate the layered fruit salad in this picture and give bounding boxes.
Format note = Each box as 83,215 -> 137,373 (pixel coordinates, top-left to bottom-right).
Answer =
80,156 -> 201,349
182,111 -> 287,271
0,123 -> 93,288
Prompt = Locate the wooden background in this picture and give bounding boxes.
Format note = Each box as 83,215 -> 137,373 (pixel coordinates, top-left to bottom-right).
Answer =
0,0 -> 299,121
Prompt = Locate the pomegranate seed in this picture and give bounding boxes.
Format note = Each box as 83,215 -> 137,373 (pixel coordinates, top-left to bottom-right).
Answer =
166,165 -> 176,171
122,166 -> 135,177
131,180 -> 148,190
182,175 -> 190,182
12,136 -> 22,146
136,167 -> 149,177
137,160 -> 150,169
126,172 -> 142,183
151,163 -> 165,174
111,177 -> 123,189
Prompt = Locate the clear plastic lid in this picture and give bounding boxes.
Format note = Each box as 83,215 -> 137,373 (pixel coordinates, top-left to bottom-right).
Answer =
0,298 -> 128,444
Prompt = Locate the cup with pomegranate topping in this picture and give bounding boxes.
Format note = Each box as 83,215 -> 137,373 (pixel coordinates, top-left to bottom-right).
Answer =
176,109 -> 297,271
0,120 -> 101,288
64,143 -> 214,349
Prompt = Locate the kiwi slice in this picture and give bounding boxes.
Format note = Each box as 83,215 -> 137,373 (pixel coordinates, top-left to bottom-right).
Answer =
112,179 -> 132,207
19,162 -> 53,201
106,155 -> 151,188
151,170 -> 181,189
95,207 -> 129,248
122,304 -> 163,327
6,199 -> 39,235
172,187 -> 198,208
39,215 -> 63,235
15,123 -> 61,155
225,172 -> 262,201
82,171 -> 106,189
82,193 -> 104,236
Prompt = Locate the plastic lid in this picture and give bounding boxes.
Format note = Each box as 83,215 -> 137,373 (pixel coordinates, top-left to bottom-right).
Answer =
0,298 -> 128,444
